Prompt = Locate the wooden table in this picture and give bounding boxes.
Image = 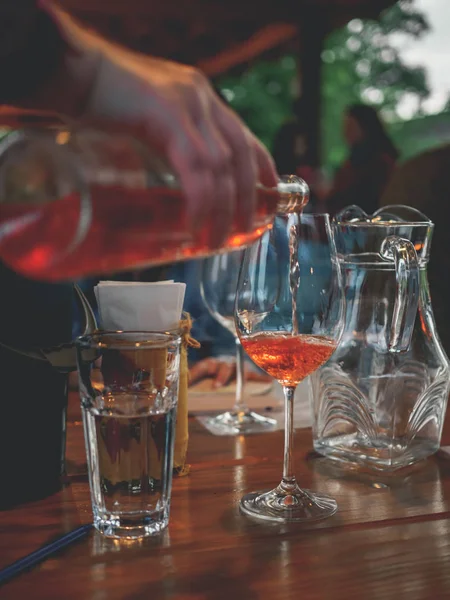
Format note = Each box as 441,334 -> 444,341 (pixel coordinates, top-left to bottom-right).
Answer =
2,392 -> 450,599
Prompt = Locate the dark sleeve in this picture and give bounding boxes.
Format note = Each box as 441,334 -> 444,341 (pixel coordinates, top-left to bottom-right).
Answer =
0,1 -> 66,105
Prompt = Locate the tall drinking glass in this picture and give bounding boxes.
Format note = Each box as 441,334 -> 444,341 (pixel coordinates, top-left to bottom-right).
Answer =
200,251 -> 277,435
235,214 -> 345,522
76,331 -> 181,539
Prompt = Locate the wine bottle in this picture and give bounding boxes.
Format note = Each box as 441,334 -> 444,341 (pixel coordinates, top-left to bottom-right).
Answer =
0,128 -> 309,281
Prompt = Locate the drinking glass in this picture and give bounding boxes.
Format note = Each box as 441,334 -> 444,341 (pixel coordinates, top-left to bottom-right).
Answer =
235,214 -> 345,522
76,331 -> 181,539
200,250 -> 277,435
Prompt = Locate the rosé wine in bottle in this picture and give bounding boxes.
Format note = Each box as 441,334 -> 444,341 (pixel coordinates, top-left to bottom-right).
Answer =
0,128 -> 308,281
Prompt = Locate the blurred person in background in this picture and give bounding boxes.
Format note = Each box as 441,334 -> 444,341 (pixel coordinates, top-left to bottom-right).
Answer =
380,144 -> 450,355
320,104 -> 398,217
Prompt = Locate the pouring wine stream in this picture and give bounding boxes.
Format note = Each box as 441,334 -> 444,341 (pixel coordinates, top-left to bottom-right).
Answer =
289,214 -> 301,337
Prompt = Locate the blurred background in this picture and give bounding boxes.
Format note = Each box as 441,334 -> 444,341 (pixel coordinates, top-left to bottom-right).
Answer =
51,0 -> 449,180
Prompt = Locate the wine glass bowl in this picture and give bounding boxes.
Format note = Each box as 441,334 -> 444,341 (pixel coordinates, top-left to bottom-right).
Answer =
235,214 -> 345,522
200,250 -> 277,435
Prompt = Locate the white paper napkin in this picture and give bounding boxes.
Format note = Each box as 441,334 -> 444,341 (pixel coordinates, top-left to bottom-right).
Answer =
94,280 -> 186,331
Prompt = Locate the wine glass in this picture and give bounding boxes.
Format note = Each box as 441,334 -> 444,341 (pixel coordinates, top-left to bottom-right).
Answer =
200,250 -> 277,435
235,214 -> 345,522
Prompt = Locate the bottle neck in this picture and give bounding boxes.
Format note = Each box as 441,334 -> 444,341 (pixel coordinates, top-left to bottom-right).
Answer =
275,175 -> 310,214
276,189 -> 309,214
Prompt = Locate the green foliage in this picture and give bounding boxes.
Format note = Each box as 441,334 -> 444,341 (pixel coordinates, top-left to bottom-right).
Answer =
216,0 -> 444,173
217,56 -> 298,150
322,0 -> 430,172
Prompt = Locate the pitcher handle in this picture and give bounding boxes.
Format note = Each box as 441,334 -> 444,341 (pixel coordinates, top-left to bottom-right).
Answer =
380,236 -> 419,353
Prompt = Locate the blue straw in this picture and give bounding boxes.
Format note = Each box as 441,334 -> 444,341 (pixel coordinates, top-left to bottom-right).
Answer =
0,523 -> 93,585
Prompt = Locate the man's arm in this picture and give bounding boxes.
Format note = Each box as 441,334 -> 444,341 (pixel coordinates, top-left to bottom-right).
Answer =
0,1 -> 278,246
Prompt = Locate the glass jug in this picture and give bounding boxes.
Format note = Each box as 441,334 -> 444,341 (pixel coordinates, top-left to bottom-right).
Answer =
311,205 -> 450,471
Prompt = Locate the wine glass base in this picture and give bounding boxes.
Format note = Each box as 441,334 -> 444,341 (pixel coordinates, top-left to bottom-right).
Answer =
206,410 -> 277,435
240,487 -> 337,523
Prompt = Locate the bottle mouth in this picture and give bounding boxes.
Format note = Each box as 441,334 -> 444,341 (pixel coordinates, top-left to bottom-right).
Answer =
276,174 -> 309,197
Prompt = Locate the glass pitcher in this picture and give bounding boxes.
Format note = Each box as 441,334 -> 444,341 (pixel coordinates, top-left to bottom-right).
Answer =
311,205 -> 450,471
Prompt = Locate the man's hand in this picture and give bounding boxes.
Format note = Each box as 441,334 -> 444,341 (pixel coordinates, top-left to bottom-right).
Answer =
41,3 -> 279,247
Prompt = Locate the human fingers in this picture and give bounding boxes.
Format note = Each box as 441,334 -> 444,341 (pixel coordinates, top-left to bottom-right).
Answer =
188,358 -> 218,386
213,361 -> 235,388
163,72 -> 236,243
164,115 -> 217,237
252,136 -> 278,188
211,100 -> 258,233
196,119 -> 236,247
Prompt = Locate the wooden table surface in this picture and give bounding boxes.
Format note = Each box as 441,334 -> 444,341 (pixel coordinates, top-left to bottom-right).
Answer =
2,392 -> 450,599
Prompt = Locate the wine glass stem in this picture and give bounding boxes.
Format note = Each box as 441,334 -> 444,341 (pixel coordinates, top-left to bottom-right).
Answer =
281,385 -> 297,491
233,337 -> 248,415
